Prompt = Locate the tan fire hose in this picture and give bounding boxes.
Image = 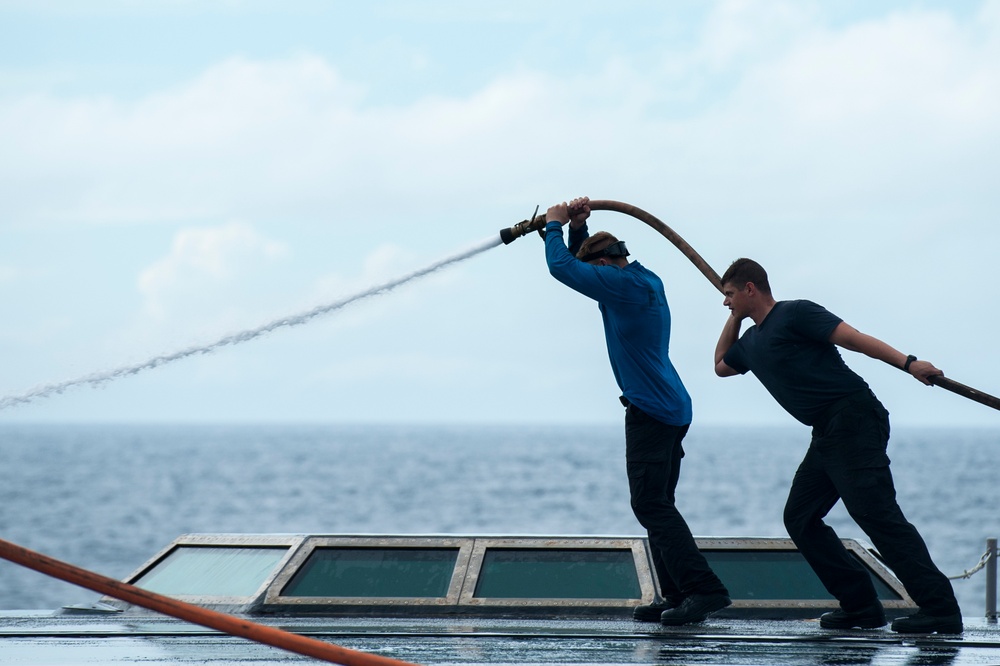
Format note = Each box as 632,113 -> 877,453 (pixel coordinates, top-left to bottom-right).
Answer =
500,199 -> 1000,412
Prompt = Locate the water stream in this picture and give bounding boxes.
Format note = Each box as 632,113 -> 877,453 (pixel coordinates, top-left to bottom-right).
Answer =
0,234 -> 503,410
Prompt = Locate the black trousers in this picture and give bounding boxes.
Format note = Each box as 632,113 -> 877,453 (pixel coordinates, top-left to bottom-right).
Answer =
624,403 -> 728,601
783,391 -> 959,615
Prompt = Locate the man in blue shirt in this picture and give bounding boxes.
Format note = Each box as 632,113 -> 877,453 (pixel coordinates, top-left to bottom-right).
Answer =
546,196 -> 730,626
714,257 -> 961,634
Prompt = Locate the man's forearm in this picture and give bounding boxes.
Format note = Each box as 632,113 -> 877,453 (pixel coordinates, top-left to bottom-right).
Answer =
829,321 -> 942,384
714,316 -> 742,376
567,221 -> 589,257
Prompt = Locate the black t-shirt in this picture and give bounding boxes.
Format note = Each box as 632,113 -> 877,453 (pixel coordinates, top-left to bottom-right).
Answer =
723,300 -> 870,425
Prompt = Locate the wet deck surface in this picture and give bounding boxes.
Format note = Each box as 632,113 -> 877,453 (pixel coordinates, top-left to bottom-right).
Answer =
1,613 -> 999,665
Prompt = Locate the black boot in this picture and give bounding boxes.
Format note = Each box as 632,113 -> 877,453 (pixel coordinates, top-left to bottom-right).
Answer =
819,602 -> 886,630
659,593 -> 731,626
633,599 -> 680,622
890,611 -> 963,634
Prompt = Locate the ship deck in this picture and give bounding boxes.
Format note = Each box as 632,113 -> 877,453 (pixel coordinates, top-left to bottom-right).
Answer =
2,532 -> 996,665
1,612 -> 999,665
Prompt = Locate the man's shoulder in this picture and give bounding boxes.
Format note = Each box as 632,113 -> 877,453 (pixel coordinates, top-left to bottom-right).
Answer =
779,298 -> 829,308
624,261 -> 664,285
772,299 -> 843,339
774,299 -> 830,317
624,260 -> 657,276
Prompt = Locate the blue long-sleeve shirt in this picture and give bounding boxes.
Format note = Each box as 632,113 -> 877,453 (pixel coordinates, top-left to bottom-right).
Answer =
545,221 -> 692,426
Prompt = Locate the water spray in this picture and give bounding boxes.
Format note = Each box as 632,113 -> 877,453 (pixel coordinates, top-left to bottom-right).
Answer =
0,234 -> 502,411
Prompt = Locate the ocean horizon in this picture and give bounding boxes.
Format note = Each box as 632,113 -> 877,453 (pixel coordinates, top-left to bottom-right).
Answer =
1,422 -> 997,616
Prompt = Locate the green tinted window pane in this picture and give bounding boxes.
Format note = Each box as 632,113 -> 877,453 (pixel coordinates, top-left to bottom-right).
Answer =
282,548 -> 459,598
136,546 -> 288,597
703,550 -> 902,600
474,549 -> 641,599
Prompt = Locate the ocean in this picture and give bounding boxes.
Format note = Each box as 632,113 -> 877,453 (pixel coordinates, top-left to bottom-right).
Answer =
0,423 -> 997,616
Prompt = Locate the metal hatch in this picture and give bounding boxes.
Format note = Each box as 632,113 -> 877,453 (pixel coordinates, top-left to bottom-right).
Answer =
458,537 -> 653,612
105,534 -> 916,618
265,536 -> 472,612
107,534 -> 305,613
695,537 -> 913,617
264,535 -> 651,615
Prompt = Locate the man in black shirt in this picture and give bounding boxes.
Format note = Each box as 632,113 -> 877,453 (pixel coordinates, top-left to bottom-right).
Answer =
713,258 -> 961,634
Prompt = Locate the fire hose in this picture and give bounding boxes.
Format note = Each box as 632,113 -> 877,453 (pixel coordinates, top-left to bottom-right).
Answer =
500,199 -> 1000,412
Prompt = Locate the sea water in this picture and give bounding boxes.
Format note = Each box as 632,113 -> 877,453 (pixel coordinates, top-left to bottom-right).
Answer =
0,423 -> 997,616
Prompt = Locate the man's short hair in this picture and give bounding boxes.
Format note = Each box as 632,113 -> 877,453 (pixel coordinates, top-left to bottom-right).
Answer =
721,258 -> 771,295
577,232 -> 620,261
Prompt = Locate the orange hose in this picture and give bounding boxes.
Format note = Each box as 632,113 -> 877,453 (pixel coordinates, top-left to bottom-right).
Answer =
0,538 -> 419,666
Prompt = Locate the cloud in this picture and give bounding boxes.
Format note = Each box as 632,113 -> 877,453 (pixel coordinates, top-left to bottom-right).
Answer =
2,5 -> 997,238
743,9 -> 999,133
614,2 -> 1000,251
138,221 -> 288,322
0,55 -> 365,226
0,263 -> 17,286
698,0 -> 816,69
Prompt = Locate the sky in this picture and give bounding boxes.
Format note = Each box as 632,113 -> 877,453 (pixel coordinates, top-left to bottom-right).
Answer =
0,0 -> 998,427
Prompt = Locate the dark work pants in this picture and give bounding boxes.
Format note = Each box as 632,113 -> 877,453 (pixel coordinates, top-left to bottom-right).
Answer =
783,392 -> 959,615
624,403 -> 728,602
